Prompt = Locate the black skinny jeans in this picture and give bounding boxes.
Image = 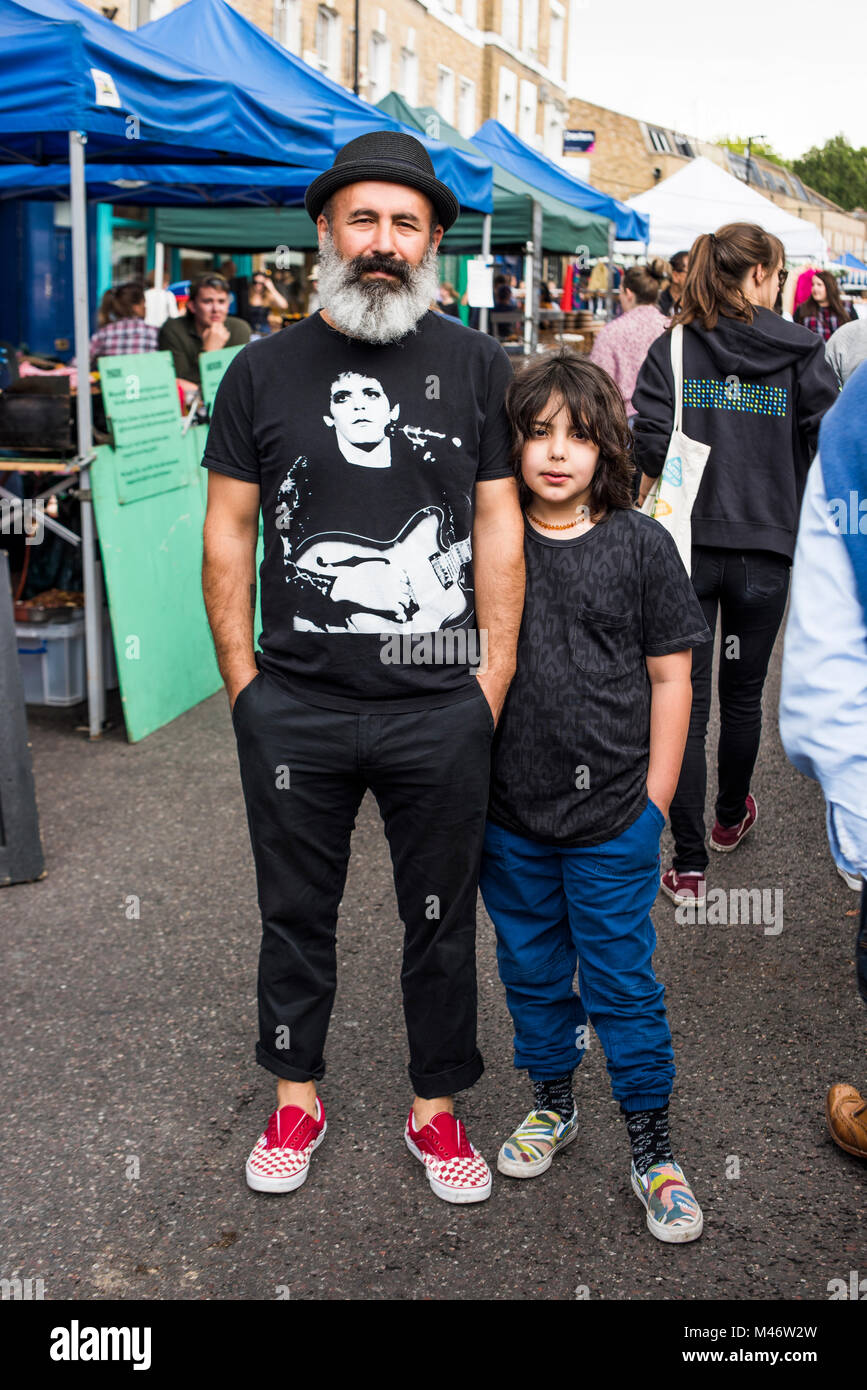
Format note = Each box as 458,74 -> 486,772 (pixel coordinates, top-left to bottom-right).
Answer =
671,546 -> 791,873
231,666 -> 494,1099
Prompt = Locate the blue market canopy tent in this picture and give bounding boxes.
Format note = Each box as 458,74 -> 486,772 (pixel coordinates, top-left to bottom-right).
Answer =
0,0 -> 492,213
834,251 -> 867,271
471,119 -> 649,243
0,0 -> 333,166
0,160 -> 320,205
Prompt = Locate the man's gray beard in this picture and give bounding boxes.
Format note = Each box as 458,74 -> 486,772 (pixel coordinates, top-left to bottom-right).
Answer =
317,231 -> 441,344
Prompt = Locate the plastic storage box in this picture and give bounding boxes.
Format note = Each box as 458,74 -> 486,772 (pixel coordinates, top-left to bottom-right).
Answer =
15,611 -> 118,706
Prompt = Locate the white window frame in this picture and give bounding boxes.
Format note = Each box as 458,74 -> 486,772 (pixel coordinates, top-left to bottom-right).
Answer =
399,46 -> 419,107
368,31 -> 391,104
437,65 -> 455,124
273,0 -> 302,54
647,126 -> 672,154
543,100 -> 563,160
463,0 -> 478,28
522,0 -> 539,59
457,76 -> 476,138
315,6 -> 341,81
519,77 -> 538,142
498,65 -> 518,130
548,2 -> 564,80
501,0 -> 519,48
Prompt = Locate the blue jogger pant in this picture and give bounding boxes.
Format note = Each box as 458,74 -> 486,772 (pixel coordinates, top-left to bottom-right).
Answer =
479,799 -> 675,1111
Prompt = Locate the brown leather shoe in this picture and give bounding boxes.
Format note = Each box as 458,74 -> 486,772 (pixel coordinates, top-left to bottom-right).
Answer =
826,1083 -> 867,1158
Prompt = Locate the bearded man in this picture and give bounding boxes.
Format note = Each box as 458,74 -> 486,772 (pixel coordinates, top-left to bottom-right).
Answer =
201,131 -> 525,1203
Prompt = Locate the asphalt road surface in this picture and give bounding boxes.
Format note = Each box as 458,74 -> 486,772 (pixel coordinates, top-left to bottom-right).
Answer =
3,633 -> 865,1303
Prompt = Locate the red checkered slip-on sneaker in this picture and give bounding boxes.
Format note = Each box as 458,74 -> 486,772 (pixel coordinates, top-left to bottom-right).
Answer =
405,1110 -> 492,1204
709,793 -> 757,853
660,868 -> 706,906
245,1098 -> 326,1193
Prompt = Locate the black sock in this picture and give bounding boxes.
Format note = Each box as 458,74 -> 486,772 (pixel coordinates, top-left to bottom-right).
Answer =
532,1074 -> 575,1122
624,1104 -> 673,1176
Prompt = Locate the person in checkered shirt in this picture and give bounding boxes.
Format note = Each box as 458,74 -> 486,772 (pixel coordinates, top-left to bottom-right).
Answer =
89,282 -> 159,365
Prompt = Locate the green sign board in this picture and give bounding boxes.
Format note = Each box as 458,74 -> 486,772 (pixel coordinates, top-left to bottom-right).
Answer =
98,351 -> 187,505
91,429 -> 224,742
200,346 -> 245,411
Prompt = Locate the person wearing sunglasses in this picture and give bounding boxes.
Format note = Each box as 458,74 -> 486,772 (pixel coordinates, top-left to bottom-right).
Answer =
632,223 -> 838,910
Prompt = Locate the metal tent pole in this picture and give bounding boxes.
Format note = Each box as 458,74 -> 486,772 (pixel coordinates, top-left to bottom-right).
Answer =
530,198 -> 542,354
154,240 -> 165,292
523,206 -> 541,357
606,220 -> 616,320
69,130 -> 105,739
478,212 -> 492,336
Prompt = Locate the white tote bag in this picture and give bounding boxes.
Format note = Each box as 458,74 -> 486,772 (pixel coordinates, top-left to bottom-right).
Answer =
640,323 -> 710,574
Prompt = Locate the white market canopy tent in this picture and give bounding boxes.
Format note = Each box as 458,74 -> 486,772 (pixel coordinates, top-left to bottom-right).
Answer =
617,157 -> 828,262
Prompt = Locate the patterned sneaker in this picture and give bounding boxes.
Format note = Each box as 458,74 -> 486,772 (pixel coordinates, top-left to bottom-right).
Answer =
405,1110 -> 492,1204
631,1160 -> 704,1243
709,793 -> 757,852
660,868 -> 706,906
497,1107 -> 579,1178
245,1098 -> 326,1193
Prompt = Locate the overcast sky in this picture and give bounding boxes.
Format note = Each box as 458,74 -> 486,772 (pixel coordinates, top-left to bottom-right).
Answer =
566,0 -> 867,161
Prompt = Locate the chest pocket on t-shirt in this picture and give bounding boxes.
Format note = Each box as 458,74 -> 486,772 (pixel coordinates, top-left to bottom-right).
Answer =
569,605 -> 630,676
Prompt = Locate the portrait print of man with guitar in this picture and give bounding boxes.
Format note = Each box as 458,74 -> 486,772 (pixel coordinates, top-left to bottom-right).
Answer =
201,130 -> 525,1204
276,368 -> 474,633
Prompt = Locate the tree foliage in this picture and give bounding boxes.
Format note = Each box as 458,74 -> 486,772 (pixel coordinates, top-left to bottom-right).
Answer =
792,134 -> 867,211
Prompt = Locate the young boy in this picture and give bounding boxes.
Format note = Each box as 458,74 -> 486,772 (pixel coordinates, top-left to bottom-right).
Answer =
480,350 -> 711,1242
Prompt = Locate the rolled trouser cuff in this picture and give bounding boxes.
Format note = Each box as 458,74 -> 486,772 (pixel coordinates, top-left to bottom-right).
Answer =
409,1049 -> 484,1100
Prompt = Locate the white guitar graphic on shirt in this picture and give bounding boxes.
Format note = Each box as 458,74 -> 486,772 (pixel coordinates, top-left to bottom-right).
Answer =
289,505 -> 472,632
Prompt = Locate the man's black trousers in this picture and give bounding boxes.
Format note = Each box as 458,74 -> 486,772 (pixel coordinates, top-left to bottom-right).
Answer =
231,669 -> 494,1099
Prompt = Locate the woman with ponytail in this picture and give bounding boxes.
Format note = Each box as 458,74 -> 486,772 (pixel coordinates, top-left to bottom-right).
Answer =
89,281 -> 158,364
589,258 -> 670,417
632,223 -> 838,907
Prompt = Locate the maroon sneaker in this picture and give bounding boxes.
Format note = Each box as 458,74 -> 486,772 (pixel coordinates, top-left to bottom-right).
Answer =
246,1098 -> 326,1193
660,868 -> 706,906
405,1110 -> 492,1204
709,794 -> 757,853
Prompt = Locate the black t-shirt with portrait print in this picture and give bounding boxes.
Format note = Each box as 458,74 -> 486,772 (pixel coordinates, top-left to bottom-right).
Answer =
202,309 -> 514,710
488,508 -> 711,847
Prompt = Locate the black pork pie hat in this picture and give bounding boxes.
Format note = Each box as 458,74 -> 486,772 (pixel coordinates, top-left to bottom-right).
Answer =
304,130 -> 460,230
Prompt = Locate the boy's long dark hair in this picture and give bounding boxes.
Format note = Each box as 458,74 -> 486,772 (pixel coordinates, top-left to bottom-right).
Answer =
505,349 -> 634,515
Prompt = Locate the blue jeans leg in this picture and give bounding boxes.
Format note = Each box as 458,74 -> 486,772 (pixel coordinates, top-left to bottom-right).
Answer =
480,821 -> 587,1080
562,800 -> 675,1110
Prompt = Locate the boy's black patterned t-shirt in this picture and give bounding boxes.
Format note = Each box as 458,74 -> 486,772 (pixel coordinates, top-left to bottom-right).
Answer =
202,310 -> 514,710
488,509 -> 711,847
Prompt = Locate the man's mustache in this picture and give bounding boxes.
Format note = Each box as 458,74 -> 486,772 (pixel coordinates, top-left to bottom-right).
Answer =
345,253 -> 412,287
